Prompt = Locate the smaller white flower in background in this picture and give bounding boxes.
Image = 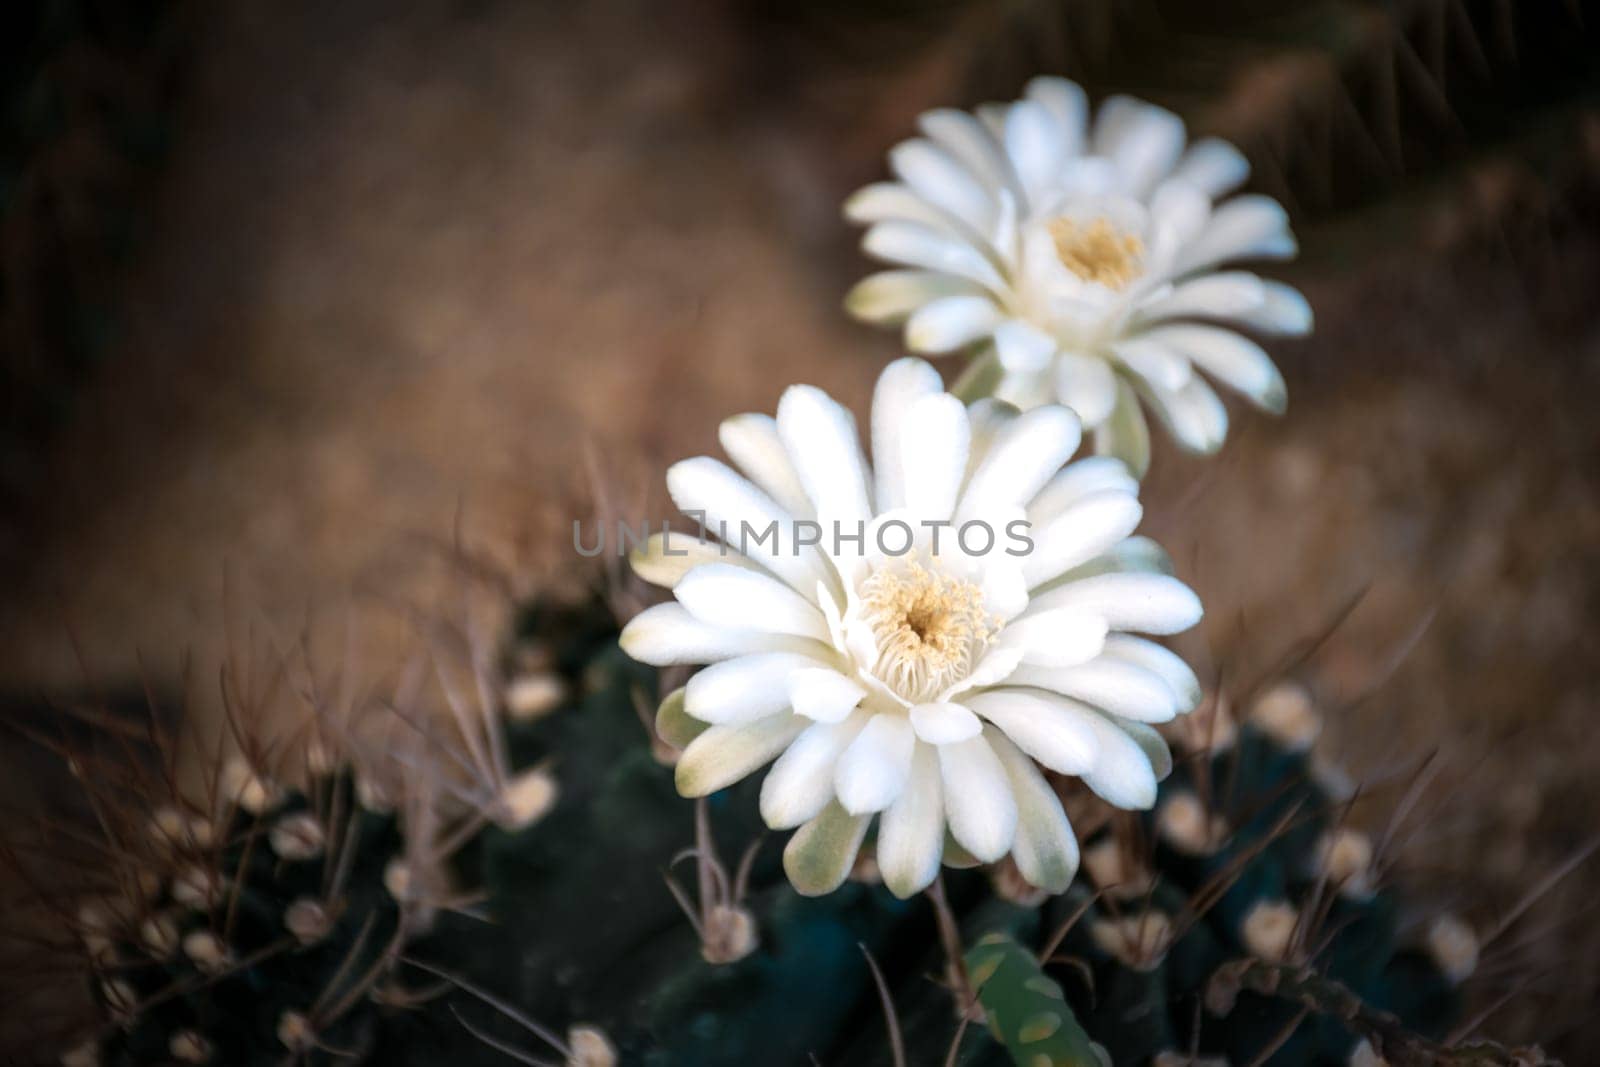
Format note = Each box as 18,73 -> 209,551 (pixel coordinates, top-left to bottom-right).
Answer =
622,358 -> 1204,899
845,76 -> 1311,474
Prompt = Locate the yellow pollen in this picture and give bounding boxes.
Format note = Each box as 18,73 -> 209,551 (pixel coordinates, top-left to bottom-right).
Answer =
1047,217 -> 1144,289
858,563 -> 998,703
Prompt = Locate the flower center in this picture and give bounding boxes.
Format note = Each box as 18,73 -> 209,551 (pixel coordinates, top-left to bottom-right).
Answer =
857,563 -> 997,704
1047,216 -> 1144,290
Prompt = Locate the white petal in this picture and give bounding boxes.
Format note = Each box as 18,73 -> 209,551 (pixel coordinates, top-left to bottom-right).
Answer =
1137,271 -> 1267,323
1093,96 -> 1186,199
877,744 -> 945,898
988,728 -> 1079,893
788,667 -> 868,724
1054,536 -> 1174,582
1116,720 -> 1173,781
675,714 -> 807,797
1112,336 -> 1193,393
1054,351 -> 1118,428
760,712 -> 870,829
1024,77 -> 1088,164
918,108 -> 1014,196
1093,378 -> 1151,479
905,295 -> 1002,354
667,456 -> 832,599
719,413 -> 813,518
1029,572 -> 1203,635
776,384 -> 873,535
621,603 -> 821,666
676,564 -> 829,641
685,652 -> 820,725
965,690 -> 1098,775
992,608 -> 1108,668
1004,99 -> 1066,205
844,269 -> 980,325
993,319 -> 1057,374
1143,324 -> 1286,414
834,714 -> 916,814
1177,195 -> 1296,275
629,531 -> 751,589
964,398 -> 1018,477
1150,179 -> 1212,247
1173,137 -> 1250,197
1236,281 -> 1312,336
1078,707 -> 1160,809
1005,659 -> 1181,723
946,643 -> 1025,698
957,404 -> 1082,524
1028,457 -> 1137,524
909,701 -> 983,744
890,138 -> 995,233
862,221 -> 1006,292
1137,374 -> 1229,454
845,182 -> 964,231
937,735 -> 1017,862
1100,634 -> 1202,712
899,393 -> 970,524
870,357 -> 944,513
783,801 -> 870,897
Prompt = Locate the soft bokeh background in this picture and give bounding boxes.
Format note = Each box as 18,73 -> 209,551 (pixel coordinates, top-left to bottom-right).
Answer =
4,0 -> 1599,1057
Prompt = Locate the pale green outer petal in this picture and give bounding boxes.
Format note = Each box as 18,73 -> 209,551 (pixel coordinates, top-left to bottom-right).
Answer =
905,295 -> 1002,355
844,269 -> 979,326
676,713 -> 807,798
877,743 -> 945,898
654,687 -> 707,751
937,734 -> 1018,863
1047,536 -> 1174,585
1093,378 -> 1150,479
783,800 -> 871,897
987,728 -> 1080,893
629,531 -> 753,589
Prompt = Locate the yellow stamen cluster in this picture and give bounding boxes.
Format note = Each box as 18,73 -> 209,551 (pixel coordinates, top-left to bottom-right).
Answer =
1048,216 -> 1144,289
858,563 -> 997,703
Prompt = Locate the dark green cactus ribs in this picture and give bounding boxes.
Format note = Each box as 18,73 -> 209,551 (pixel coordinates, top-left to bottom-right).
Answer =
22,605 -> 1544,1066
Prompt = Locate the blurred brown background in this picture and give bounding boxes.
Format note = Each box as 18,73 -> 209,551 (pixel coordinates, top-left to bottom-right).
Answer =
3,0 -> 1599,1056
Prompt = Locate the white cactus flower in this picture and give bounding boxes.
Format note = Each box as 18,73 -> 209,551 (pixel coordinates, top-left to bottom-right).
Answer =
845,77 -> 1311,474
622,358 -> 1203,898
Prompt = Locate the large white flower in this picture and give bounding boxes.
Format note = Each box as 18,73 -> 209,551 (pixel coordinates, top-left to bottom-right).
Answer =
621,358 -> 1203,899
845,77 -> 1311,474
